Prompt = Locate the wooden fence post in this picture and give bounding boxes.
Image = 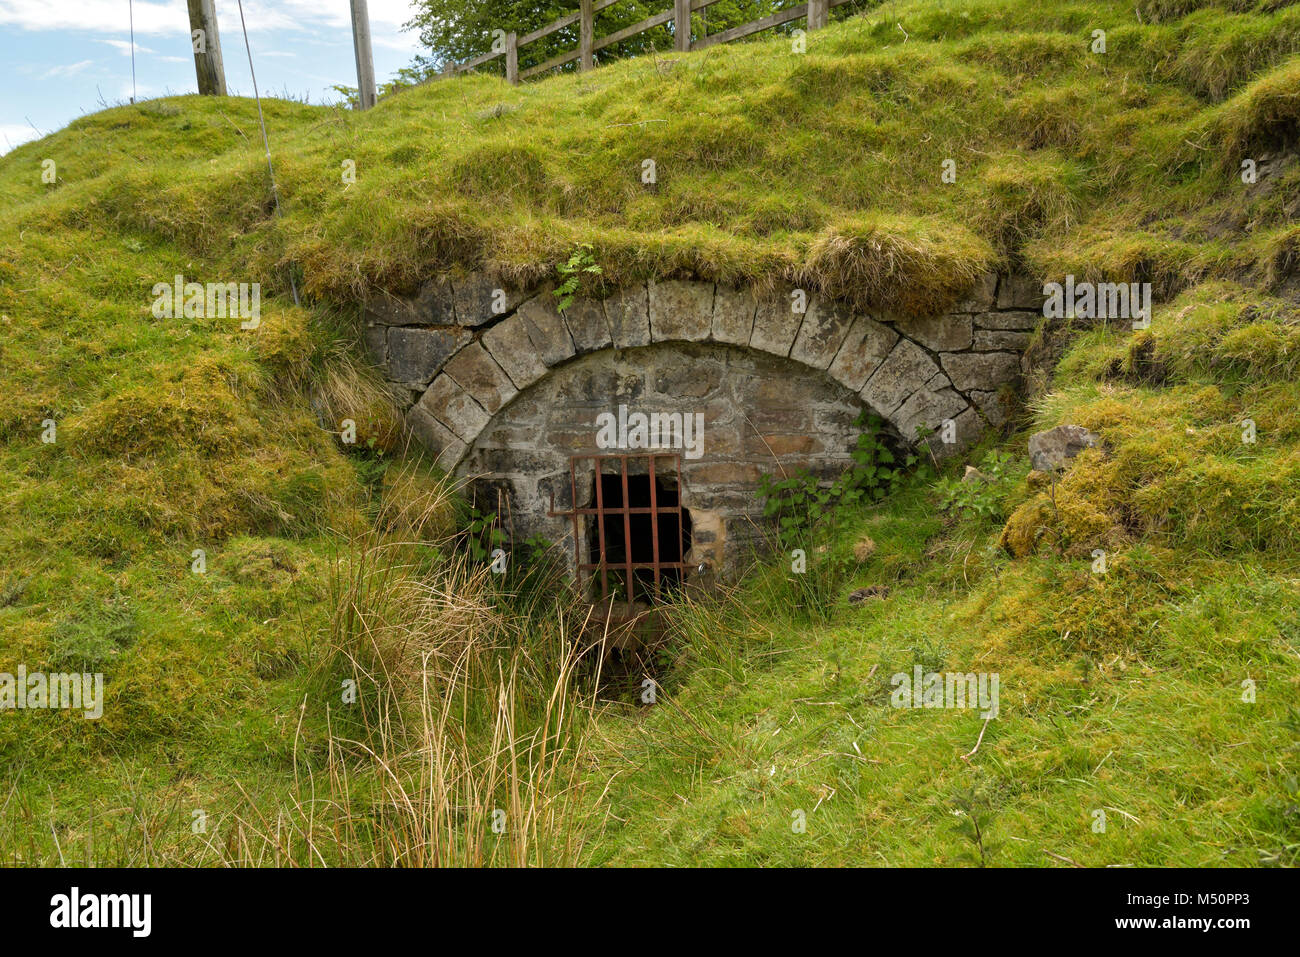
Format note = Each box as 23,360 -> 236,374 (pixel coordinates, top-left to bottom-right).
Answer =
674,0 -> 692,52
507,31 -> 520,85
808,0 -> 829,31
349,0 -> 378,109
186,0 -> 227,96
580,0 -> 595,71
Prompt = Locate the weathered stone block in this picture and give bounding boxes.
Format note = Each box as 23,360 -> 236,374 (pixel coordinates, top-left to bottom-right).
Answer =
684,462 -> 763,486
654,362 -> 722,399
711,286 -> 757,346
790,299 -> 855,369
564,299 -> 613,353
941,351 -> 1021,392
996,273 -> 1042,310
406,405 -> 467,469
444,341 -> 518,415
1029,424 -> 1100,472
861,338 -> 940,416
386,327 -> 470,384
889,387 -> 969,444
417,373 -> 490,441
363,324 -> 386,366
973,328 -> 1033,351
975,310 -> 1040,331
955,272 -> 999,313
895,313 -> 973,352
451,270 -> 527,327
605,284 -> 651,349
749,293 -> 805,357
366,278 -> 456,326
481,314 -> 547,391
517,295 -> 576,367
969,389 -> 1012,428
649,280 -> 714,342
827,316 -> 899,392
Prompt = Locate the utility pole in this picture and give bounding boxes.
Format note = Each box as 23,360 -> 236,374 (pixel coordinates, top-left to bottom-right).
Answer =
187,0 -> 227,95
349,0 -> 378,110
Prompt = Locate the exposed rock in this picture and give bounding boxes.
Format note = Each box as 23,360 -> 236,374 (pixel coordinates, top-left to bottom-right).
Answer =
975,310 -> 1039,330
941,351 -> 1020,392
996,273 -> 1042,310
749,292 -> 805,356
848,585 -> 889,604
711,286 -> 758,346
962,466 -> 987,484
895,314 -> 973,352
386,327 -> 471,384
605,284 -> 651,349
862,338 -> 941,415
443,341 -> 517,415
649,280 -> 713,342
826,315 -> 898,392
790,299 -> 855,369
1028,424 -> 1100,472
955,272 -> 999,312
564,298 -> 613,353
481,314 -> 547,390
517,295 -> 576,367
451,270 -> 527,327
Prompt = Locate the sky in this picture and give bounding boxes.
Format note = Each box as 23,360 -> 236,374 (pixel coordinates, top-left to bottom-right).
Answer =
0,0 -> 427,154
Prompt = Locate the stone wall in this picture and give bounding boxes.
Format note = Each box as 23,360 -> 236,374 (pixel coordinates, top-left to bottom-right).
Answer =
364,271 -> 1045,469
360,270 -> 1046,580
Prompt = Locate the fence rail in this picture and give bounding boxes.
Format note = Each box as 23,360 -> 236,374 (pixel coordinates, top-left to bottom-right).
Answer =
435,0 -> 855,86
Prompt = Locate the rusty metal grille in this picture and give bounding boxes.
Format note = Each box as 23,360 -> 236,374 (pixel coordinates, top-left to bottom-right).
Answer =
549,453 -> 687,608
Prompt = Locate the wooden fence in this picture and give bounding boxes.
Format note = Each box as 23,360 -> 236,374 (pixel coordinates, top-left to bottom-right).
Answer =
438,0 -> 857,85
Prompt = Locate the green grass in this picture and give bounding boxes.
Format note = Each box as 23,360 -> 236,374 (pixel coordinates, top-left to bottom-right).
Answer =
0,0 -> 1297,865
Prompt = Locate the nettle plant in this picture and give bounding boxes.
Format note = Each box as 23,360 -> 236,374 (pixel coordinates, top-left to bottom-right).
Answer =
934,449 -> 1016,521
758,412 -> 917,538
554,243 -> 602,312
464,506 -> 506,563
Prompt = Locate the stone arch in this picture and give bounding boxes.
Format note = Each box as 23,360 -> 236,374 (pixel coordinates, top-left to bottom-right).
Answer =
365,276 -> 1041,472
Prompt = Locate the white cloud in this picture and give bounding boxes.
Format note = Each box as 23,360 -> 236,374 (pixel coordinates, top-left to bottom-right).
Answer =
99,39 -> 156,56
41,59 -> 95,80
0,123 -> 40,154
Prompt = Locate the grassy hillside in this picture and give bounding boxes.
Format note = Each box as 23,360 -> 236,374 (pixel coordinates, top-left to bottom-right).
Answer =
0,0 -> 1297,865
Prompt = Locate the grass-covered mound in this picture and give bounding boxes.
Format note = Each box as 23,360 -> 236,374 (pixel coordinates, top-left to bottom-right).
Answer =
0,0 -> 1297,865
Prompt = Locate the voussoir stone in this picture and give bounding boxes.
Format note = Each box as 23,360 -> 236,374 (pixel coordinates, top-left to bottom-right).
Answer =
481,313 -> 547,391
517,295 -> 576,367
827,316 -> 899,392
406,405 -> 467,469
941,351 -> 1021,392
385,327 -> 471,385
605,284 -> 651,349
1028,424 -> 1100,472
564,299 -> 613,353
417,373 -> 490,442
895,313 -> 973,352
861,337 -> 940,416
749,292 -> 807,357
711,286 -> 758,346
649,280 -> 714,342
451,270 -> 528,328
889,387 -> 970,444
790,299 -> 855,370
443,341 -> 517,415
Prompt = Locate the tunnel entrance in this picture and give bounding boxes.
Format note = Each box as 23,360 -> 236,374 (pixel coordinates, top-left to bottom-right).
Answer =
580,455 -> 692,607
